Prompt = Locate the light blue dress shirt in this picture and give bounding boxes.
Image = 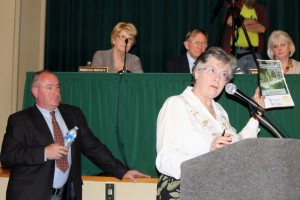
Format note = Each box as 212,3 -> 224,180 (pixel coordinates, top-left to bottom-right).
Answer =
37,105 -> 72,189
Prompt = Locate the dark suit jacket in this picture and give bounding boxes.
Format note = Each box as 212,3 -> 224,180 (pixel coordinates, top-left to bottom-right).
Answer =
164,54 -> 190,73
0,104 -> 129,200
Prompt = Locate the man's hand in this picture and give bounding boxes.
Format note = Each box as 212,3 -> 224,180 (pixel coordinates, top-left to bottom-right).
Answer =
244,18 -> 266,33
123,170 -> 151,182
227,16 -> 265,33
45,143 -> 68,160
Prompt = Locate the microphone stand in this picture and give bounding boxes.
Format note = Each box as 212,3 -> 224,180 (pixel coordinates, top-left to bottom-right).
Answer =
115,38 -> 130,163
249,106 -> 284,139
118,38 -> 131,74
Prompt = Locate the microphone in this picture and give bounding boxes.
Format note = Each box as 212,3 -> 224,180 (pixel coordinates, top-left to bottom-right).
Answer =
225,83 -> 264,112
118,39 -> 131,74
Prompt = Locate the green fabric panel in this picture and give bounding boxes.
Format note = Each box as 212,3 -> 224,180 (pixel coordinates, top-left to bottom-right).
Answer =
116,74 -> 192,177
23,73 -> 300,177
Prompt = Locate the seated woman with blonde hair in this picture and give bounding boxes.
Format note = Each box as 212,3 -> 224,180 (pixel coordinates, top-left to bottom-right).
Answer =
91,22 -> 143,73
267,30 -> 300,74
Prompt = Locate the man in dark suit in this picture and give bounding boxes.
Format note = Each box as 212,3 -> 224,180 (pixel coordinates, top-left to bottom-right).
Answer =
0,70 -> 150,200
164,29 -> 208,73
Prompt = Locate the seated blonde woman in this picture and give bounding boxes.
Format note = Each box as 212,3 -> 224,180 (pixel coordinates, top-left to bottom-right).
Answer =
91,22 -> 143,73
267,30 -> 300,74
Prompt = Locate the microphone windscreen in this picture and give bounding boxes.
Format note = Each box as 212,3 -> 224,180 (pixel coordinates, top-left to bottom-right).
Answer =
225,83 -> 237,95
125,38 -> 129,44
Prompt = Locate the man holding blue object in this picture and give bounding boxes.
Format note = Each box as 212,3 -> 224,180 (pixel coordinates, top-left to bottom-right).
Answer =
0,70 -> 150,200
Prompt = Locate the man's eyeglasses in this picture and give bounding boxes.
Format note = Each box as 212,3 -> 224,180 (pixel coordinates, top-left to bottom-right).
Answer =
272,42 -> 288,49
189,40 -> 208,47
117,35 -> 134,43
198,66 -> 229,81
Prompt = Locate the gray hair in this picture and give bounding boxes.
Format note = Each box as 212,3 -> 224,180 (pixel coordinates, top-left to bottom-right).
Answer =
192,47 -> 237,82
267,30 -> 296,59
185,28 -> 208,41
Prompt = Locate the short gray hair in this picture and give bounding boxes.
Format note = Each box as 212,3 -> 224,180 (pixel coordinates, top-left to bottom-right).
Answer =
192,47 -> 237,82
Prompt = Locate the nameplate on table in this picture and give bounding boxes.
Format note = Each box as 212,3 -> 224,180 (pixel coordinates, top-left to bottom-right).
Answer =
78,66 -> 108,72
249,68 -> 258,74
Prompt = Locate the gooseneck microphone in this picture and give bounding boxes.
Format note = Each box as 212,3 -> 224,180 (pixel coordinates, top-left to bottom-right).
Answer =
225,83 -> 285,138
118,38 -> 131,73
225,83 -> 265,112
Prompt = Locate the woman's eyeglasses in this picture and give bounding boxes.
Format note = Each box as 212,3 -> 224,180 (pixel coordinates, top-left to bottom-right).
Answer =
117,35 -> 134,43
272,42 -> 289,49
198,66 -> 229,81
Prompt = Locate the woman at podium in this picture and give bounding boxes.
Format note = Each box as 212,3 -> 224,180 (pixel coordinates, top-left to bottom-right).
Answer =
155,47 -> 265,199
91,22 -> 143,73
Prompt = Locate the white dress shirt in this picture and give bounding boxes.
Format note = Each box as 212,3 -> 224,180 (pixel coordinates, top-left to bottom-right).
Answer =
186,52 -> 196,73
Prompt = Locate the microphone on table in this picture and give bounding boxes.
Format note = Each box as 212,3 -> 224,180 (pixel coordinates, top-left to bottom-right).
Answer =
118,38 -> 131,74
225,83 -> 264,112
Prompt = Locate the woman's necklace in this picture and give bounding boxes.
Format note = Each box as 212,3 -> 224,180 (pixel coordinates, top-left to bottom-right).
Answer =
113,51 -> 125,72
207,105 -> 216,119
114,59 -> 124,71
284,59 -> 293,73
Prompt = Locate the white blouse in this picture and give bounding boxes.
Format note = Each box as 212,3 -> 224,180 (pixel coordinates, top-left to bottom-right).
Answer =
155,86 -> 259,179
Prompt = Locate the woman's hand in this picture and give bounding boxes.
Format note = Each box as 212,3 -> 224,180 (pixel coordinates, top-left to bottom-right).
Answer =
252,87 -> 265,115
210,133 -> 232,151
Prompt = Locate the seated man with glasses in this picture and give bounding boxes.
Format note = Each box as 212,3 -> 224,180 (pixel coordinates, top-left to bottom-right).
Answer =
164,28 -> 208,73
91,22 -> 143,73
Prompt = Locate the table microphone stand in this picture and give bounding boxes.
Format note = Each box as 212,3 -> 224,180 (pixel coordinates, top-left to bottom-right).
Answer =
118,39 -> 131,74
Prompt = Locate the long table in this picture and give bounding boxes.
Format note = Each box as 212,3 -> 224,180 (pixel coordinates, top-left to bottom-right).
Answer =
23,73 -> 300,177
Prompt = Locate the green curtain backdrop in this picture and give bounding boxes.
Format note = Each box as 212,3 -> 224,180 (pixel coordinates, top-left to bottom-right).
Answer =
23,73 -> 300,177
45,0 -> 300,72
